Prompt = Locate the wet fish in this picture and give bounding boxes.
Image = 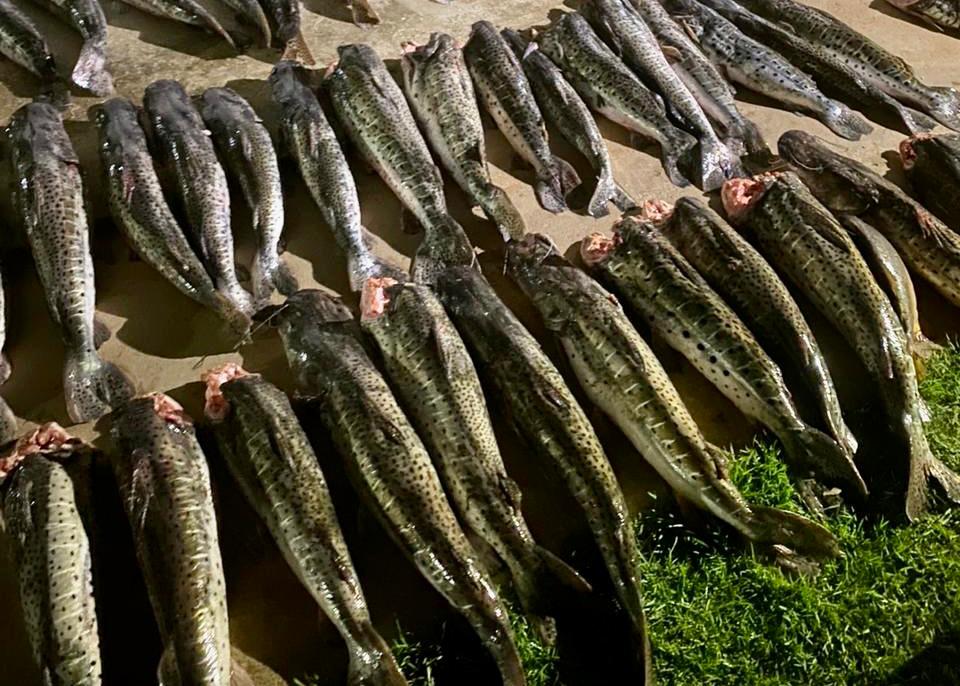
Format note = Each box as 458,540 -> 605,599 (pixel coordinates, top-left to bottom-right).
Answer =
325,44 -> 475,284
502,29 -> 635,217
581,217 -> 865,501
583,0 -> 741,191
463,20 -> 581,212
722,171 -> 960,520
435,266 -> 652,678
200,87 -> 296,304
660,0 -> 871,141
0,424 -> 102,686
94,97 -> 252,333
900,132 -> 960,229
886,0 -> 960,30
269,62 -> 403,292
272,290 -> 525,686
512,234 -> 840,575
734,0 -> 960,129
0,0 -> 60,90
116,0 -> 236,48
779,130 -> 960,309
401,32 -> 526,240
220,0 -> 271,46
109,394 -> 234,685
538,12 -> 696,187
203,364 -> 409,686
346,0 -> 380,25
630,0 -> 767,157
0,263 -> 14,443
9,102 -> 134,422
260,0 -> 314,64
33,0 -> 112,95
360,279 -> 589,642
648,196 -> 858,464
143,80 -> 255,317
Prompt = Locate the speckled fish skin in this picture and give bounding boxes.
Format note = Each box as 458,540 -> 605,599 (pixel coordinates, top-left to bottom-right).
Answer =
722,171 -> 960,520
658,196 -> 858,463
116,0 -> 236,47
272,290 -> 525,686
143,80 -> 255,317
325,45 -> 475,285
109,394 -> 232,686
734,0 -> 960,129
537,12 -> 696,187
901,132 -> 960,229
200,87 -> 296,304
630,0 -> 767,157
887,0 -> 960,30
401,32 -> 525,241
204,369 -> 408,686
0,426 -> 102,686
0,0 -> 59,85
463,20 -> 581,213
32,0 -> 111,95
94,98 -> 251,333
511,235 -> 840,577
502,29 -> 635,218
434,266 -> 652,677
779,130 -> 960,309
660,0 -> 871,141
8,102 -> 135,423
582,0 -> 741,191
260,0 -> 313,63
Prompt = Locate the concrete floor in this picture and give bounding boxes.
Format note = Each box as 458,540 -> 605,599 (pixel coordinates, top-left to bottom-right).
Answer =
0,0 -> 959,683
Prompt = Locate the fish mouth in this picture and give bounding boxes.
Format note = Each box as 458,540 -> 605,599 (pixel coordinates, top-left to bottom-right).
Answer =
0,422 -> 82,480
147,393 -> 192,428
580,232 -> 617,267
639,199 -> 675,226
202,363 -> 250,422
722,175 -> 777,223
360,277 -> 400,321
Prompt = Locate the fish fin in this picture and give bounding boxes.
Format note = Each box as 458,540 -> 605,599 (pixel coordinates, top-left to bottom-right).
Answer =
0,352 -> 11,385
925,457 -> 960,507
93,318 -> 112,349
694,137 -> 741,192
912,336 -> 943,368
350,0 -> 382,26
534,156 -> 580,214
275,259 -> 299,296
282,31 -> 316,66
157,645 -> 179,686
64,351 -> 135,423
781,427 -> 868,498
72,40 -> 112,96
823,103 -> 873,141
345,623 -> 406,686
241,3 -> 272,47
915,206 -> 960,253
481,184 -> 526,241
512,545 -> 591,646
748,506 -> 840,575
611,183 -> 637,212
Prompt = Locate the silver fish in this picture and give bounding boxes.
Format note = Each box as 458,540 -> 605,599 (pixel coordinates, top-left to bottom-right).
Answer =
886,0 -> 960,31
32,0 -> 112,95
116,0 -> 236,48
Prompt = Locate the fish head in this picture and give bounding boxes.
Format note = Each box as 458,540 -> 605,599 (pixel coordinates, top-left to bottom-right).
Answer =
639,199 -> 676,227
580,232 -> 618,268
778,130 -> 879,213
399,33 -> 452,88
7,102 -> 77,165
92,98 -> 144,161
0,423 -> 82,481
500,28 -> 530,57
899,132 -> 943,170
721,173 -> 780,224
336,44 -> 384,76
269,60 -> 311,104
359,276 -> 403,322
200,87 -> 256,124
202,363 -> 252,422
143,79 -> 203,134
505,233 -> 564,286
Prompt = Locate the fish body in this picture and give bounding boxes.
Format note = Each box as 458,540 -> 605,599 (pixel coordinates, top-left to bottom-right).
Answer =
0,424 -> 102,686
325,44 -> 475,284
32,0 -> 112,95
94,97 -> 251,333
463,20 -> 581,212
143,80 -> 255,317
901,132 -> 960,230
260,0 -> 313,63
401,32 -> 525,240
0,0 -> 59,86
722,171 -> 960,520
734,0 -> 960,129
0,262 -> 13,442
538,12 -> 695,187
200,87 -> 295,303
109,394 -> 232,686
273,290 -> 525,686
583,0 -> 741,191
434,266 -> 652,676
220,0 -> 271,46
886,0 -> 960,30
9,102 -> 134,422
203,366 -> 408,686
117,0 -> 236,47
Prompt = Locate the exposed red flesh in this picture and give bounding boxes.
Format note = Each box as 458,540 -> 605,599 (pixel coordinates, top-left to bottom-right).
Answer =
360,277 -> 398,321
202,363 -> 251,422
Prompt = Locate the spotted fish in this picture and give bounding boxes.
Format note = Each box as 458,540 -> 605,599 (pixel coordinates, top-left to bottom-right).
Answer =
33,0 -> 112,95
900,132 -> 960,230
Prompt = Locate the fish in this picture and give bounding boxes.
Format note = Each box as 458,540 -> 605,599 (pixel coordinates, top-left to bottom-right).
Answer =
346,0 -> 380,25
722,171 -> 960,520
629,0 -> 768,158
94,97 -> 252,333
109,393 -> 237,686
734,0 -> 960,130
200,87 -> 296,304
360,279 -> 590,642
886,0 -> 960,31
142,80 -> 255,318
512,234 -> 840,576
401,32 -> 526,241
502,29 -> 635,217
659,0 -> 872,141
0,263 -> 13,443
900,132 -> 960,229
695,0 -> 935,134
220,0 -> 271,46
8,102 -> 135,423
581,217 -> 866,502
271,290 -> 526,686
434,266 -> 652,678
648,196 -> 858,464
260,0 -> 314,64
203,364 -> 409,686
325,44 -> 475,284
32,0 -> 112,95
116,0 -> 236,48
0,0 -> 60,92
0,423 -> 102,686
463,20 -> 581,212
582,0 -> 742,191
779,130 -> 960,309
538,12 -> 696,187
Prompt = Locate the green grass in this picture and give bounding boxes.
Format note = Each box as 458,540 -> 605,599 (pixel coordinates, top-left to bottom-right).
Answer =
299,345 -> 960,686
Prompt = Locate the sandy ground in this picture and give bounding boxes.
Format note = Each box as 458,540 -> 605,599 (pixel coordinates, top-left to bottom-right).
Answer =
0,0 -> 958,683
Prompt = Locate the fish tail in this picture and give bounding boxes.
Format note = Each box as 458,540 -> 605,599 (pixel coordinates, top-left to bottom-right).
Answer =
218,278 -> 256,319
347,251 -> 406,293
822,102 -> 873,141
928,86 -> 960,131
411,215 -> 477,284
71,40 -> 112,96
781,426 -> 868,498
246,3 -> 273,47
924,456 -> 960,508
511,544 -> 591,644
282,30 -> 316,66
912,335 -> 944,368
64,350 -> 135,423
209,291 -> 253,336
350,0 -> 382,25
346,623 -> 407,686
535,156 -> 580,214
587,167 -> 619,218
195,5 -> 237,49
480,183 -> 526,240
748,506 -> 840,574
662,133 -> 695,188
696,136 -> 743,192
250,253 -> 299,303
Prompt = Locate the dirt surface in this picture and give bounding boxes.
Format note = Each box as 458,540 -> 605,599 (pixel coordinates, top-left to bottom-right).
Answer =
0,0 -> 958,684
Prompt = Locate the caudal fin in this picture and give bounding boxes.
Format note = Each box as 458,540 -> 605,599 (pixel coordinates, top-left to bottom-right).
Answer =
282,30 -> 316,66
480,184 -> 526,240
822,103 -> 873,141
346,623 -> 408,686
251,254 -> 299,304
748,506 -> 840,575
660,133 -> 695,188
350,0 -> 382,25
781,426 -> 868,498
71,40 -> 112,96
695,136 -> 744,192
534,156 -> 580,214
512,545 -> 591,643
64,351 -> 135,424
587,167 -> 628,218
